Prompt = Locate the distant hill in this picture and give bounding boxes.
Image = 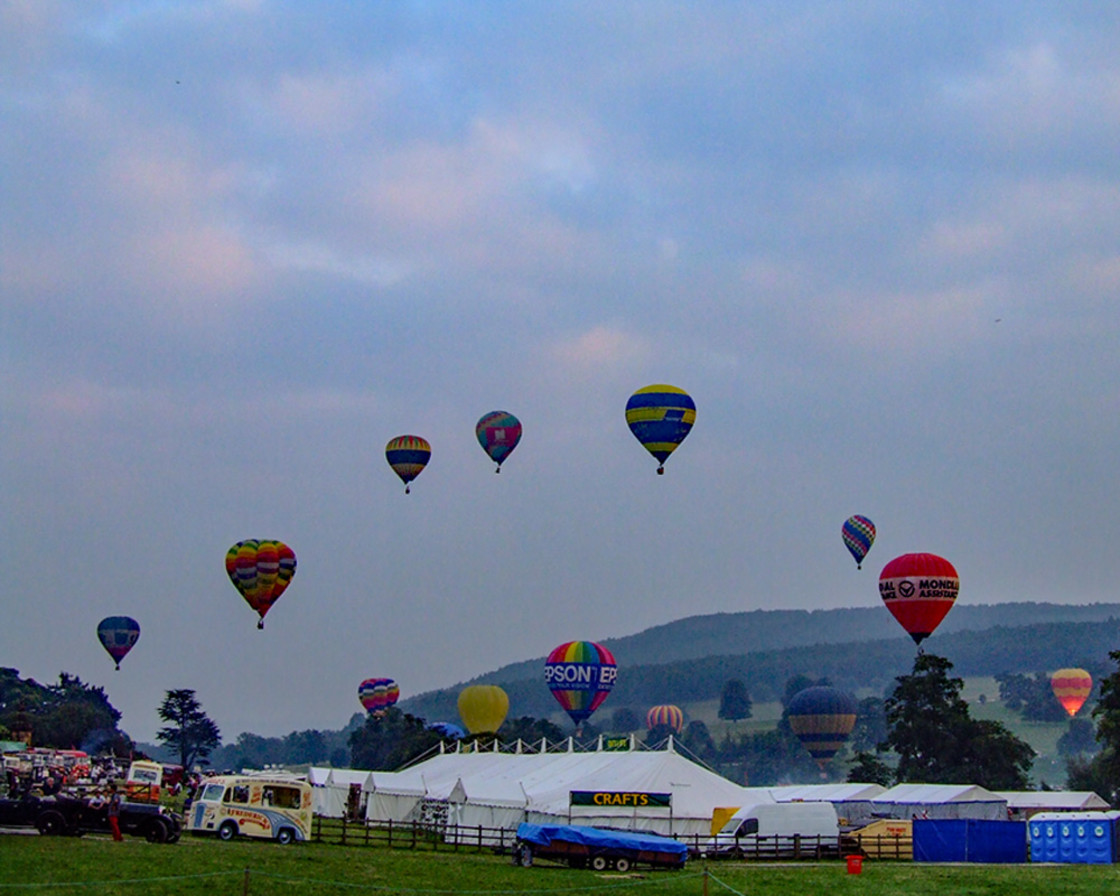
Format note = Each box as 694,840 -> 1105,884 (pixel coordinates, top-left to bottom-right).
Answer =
401,602 -> 1120,723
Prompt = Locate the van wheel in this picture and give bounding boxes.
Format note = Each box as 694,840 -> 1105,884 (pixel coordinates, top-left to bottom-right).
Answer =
614,858 -> 631,873
590,855 -> 609,871
218,821 -> 238,841
276,827 -> 294,845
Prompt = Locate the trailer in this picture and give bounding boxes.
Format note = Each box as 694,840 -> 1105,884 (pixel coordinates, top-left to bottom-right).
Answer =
514,823 -> 688,872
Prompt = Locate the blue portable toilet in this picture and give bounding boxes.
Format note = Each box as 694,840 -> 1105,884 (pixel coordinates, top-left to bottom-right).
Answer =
1029,812 -> 1120,864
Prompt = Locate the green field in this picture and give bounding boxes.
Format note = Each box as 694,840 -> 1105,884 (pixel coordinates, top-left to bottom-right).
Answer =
2,834 -> 1119,896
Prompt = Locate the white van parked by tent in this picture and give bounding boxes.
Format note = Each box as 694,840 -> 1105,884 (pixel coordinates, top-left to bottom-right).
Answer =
703,802 -> 840,857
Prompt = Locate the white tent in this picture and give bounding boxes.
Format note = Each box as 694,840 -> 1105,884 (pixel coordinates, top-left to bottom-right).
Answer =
317,768 -> 374,819
362,741 -> 769,838
308,766 -> 333,816
769,783 -> 886,825
997,790 -> 1110,820
871,784 -> 1008,820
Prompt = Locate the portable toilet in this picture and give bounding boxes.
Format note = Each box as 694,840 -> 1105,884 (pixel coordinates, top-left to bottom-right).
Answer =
1029,812 -> 1119,864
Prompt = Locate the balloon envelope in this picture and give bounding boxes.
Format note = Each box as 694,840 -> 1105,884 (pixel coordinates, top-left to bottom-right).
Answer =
878,552 -> 959,645
544,641 -> 618,727
386,435 -> 431,493
625,385 -> 695,473
646,704 -> 684,733
96,616 -> 140,670
225,540 -> 297,629
1051,668 -> 1093,717
476,411 -> 522,472
428,721 -> 466,740
358,678 -> 400,715
457,685 -> 509,734
787,686 -> 858,768
842,515 -> 876,569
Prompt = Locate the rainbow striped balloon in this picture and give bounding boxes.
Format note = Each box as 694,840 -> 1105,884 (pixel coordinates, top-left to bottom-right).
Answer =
225,540 -> 297,629
646,704 -> 684,733
544,641 -> 617,727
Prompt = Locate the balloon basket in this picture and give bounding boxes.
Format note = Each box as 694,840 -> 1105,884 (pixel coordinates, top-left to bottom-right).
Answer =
845,855 -> 864,875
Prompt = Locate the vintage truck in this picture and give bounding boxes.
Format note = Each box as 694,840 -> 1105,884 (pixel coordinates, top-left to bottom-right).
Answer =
513,823 -> 689,872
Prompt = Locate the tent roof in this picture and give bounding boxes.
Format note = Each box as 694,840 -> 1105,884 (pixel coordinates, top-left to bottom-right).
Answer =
770,783 -> 886,803
996,791 -> 1110,811
307,766 -> 332,786
326,768 -> 374,788
389,745 -> 767,821
874,784 -> 1004,805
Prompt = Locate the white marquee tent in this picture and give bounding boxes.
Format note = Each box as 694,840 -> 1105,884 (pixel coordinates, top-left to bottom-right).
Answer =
997,790 -> 1110,820
870,784 -> 1008,820
347,740 -> 771,838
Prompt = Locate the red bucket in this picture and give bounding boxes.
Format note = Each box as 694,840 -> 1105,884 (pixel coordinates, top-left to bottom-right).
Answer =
845,855 -> 864,875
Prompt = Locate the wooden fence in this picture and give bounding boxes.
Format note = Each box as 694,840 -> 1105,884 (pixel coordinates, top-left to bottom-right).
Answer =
310,815 -> 913,861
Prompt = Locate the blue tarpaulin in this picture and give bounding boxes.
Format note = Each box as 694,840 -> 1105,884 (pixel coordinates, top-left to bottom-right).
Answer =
914,819 -> 1026,863
516,823 -> 689,859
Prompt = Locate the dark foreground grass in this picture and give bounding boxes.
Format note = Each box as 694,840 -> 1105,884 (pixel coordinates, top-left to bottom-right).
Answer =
2,834 -> 1119,896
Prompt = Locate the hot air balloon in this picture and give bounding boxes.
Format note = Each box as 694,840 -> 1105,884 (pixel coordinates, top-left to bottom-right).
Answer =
225,539 -> 297,629
427,721 -> 466,740
878,552 -> 959,646
96,616 -> 140,670
386,435 -> 431,493
476,411 -> 522,473
625,385 -> 695,474
786,686 -> 858,768
544,641 -> 618,728
358,678 -> 400,716
457,684 -> 510,734
646,704 -> 684,734
1051,668 -> 1093,718
842,515 -> 876,569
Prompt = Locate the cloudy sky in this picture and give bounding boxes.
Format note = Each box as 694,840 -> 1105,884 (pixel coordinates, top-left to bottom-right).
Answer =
4,2 -> 1120,743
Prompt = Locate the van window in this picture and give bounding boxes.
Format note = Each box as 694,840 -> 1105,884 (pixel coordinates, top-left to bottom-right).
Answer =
227,785 -> 250,805
737,818 -> 759,836
200,783 -> 224,801
270,786 -> 303,810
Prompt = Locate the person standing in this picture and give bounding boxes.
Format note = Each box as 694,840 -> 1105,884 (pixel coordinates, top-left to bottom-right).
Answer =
107,784 -> 123,842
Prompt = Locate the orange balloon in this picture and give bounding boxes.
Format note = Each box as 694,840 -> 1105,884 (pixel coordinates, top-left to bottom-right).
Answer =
1051,668 -> 1092,717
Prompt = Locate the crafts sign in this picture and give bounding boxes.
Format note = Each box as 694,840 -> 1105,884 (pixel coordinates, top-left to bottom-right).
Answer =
570,791 -> 672,808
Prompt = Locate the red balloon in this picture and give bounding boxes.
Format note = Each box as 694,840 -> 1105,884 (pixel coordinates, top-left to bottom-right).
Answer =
878,553 -> 959,646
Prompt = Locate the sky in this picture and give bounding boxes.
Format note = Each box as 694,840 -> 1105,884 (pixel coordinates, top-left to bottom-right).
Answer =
3,2 -> 1120,744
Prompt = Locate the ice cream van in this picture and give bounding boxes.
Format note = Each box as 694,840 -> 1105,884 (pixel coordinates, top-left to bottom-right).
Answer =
186,774 -> 312,844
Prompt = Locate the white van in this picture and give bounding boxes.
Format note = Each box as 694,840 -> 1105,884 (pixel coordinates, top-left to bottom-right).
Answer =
704,802 -> 840,857
187,774 -> 312,844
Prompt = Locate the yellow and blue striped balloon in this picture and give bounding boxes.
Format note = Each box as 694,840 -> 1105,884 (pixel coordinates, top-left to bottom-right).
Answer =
625,384 -> 695,474
386,435 -> 431,494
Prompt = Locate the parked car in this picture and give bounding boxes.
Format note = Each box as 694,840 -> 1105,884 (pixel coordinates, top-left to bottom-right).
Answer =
0,795 -> 44,829
3,794 -> 181,842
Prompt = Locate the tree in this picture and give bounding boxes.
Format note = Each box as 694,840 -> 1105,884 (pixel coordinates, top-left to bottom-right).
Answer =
156,689 -> 221,770
847,751 -> 892,786
348,708 -> 444,769
850,697 -> 887,753
718,679 -> 752,722
1066,648 -> 1120,802
1057,719 -> 1098,757
609,707 -> 641,732
882,654 -> 1034,789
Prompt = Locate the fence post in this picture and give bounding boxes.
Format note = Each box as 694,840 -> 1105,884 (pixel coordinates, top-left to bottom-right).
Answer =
242,867 -> 250,896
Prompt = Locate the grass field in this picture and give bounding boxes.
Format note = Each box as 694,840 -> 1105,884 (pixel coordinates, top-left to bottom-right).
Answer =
2,833 -> 1119,896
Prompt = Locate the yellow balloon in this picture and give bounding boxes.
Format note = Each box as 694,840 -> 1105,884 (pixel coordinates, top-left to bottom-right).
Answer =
457,685 -> 509,734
